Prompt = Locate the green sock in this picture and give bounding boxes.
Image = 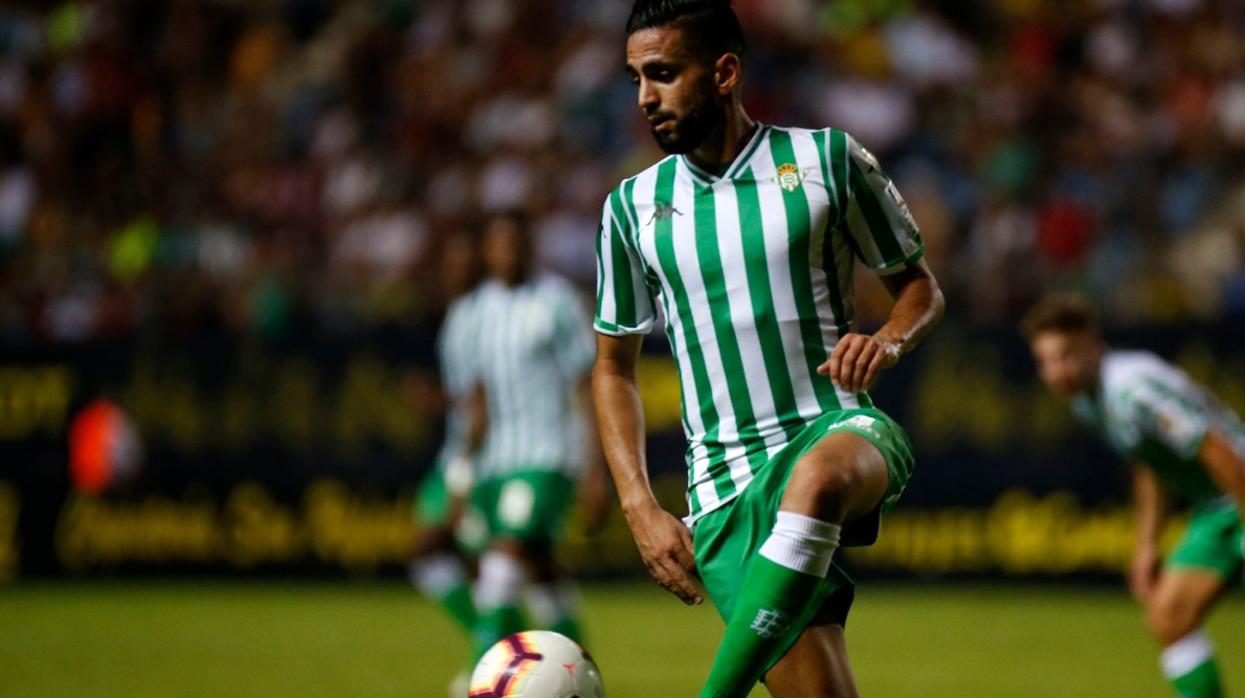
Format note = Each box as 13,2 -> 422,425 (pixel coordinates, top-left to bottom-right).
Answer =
1162,631 -> 1223,698
409,556 -> 477,635
1169,658 -> 1223,698
697,556 -> 822,698
438,581 -> 477,634
472,605 -> 525,661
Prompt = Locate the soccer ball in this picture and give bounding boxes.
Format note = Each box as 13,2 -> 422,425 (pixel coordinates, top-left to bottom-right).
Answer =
469,631 -> 604,698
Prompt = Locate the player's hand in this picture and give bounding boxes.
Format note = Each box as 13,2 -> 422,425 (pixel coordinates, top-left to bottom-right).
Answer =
1128,547 -> 1160,602
819,333 -> 901,393
623,502 -> 703,606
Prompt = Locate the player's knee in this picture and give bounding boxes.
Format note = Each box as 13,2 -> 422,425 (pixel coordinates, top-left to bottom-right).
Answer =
1144,597 -> 1199,645
793,453 -> 861,516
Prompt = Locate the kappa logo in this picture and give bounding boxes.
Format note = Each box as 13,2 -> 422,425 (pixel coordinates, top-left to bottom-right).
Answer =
750,609 -> 790,639
648,201 -> 682,224
832,415 -> 881,439
774,163 -> 807,192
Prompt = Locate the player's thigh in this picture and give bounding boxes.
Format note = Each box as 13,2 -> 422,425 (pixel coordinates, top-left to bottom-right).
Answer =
780,430 -> 890,522
1147,568 -> 1228,640
762,623 -> 857,698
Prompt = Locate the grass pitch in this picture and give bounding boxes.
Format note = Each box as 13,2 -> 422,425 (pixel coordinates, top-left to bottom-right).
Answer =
2,581 -> 1243,697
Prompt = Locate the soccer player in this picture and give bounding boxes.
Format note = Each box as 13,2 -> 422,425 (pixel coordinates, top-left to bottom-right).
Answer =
592,2 -> 945,696
1023,295 -> 1245,698
457,211 -> 606,659
409,233 -> 486,641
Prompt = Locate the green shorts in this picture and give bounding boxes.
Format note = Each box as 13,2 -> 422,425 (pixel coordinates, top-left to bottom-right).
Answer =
413,464 -> 489,555
1166,500 -> 1244,581
414,466 -> 452,526
473,469 -> 575,547
692,408 -> 916,636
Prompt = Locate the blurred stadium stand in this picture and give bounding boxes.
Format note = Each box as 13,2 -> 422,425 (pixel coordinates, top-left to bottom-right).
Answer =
0,0 -> 1244,581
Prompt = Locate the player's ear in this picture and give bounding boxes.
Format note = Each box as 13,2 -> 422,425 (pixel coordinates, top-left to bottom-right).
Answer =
713,53 -> 741,96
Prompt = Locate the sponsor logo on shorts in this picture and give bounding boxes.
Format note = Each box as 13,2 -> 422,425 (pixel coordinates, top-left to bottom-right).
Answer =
830,415 -> 881,439
750,609 -> 790,639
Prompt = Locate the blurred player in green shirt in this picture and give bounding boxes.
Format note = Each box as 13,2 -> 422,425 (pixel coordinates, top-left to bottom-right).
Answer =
1024,295 -> 1245,698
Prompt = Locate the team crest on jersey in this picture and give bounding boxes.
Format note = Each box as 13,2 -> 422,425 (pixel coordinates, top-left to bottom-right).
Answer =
774,163 -> 806,192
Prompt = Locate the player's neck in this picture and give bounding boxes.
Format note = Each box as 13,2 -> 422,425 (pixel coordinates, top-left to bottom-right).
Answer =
494,268 -> 531,288
687,108 -> 757,174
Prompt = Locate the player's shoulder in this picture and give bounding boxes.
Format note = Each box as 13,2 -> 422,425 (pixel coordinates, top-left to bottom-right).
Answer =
604,156 -> 677,208
446,281 -> 495,320
532,272 -> 578,298
617,154 -> 678,189
1101,350 -> 1182,409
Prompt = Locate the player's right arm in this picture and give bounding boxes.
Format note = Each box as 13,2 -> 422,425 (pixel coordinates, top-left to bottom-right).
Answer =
1129,465 -> 1168,602
592,333 -> 702,606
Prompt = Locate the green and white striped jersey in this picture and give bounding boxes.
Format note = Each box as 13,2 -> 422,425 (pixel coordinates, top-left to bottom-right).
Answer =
450,274 -> 595,481
594,125 -> 924,523
1073,350 -> 1245,507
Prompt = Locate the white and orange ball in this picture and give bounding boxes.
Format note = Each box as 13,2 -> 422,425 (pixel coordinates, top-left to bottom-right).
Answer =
469,631 -> 604,698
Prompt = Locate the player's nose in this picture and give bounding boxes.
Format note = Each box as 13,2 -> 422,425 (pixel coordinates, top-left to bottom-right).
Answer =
637,79 -> 659,112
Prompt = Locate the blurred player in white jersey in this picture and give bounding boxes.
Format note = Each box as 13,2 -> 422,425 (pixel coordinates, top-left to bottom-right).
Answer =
408,234 -> 487,644
455,211 -> 608,659
1025,295 -> 1245,698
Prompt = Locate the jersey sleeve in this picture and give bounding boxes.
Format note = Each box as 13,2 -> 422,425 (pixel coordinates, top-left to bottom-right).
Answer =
594,188 -> 656,336
1120,379 -> 1211,460
841,133 -> 925,276
551,283 -> 596,381
437,298 -> 477,399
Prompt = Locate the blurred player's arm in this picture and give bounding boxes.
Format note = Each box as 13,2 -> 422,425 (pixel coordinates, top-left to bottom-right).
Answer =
443,382 -> 487,521
577,375 -> 611,533
1198,428 -> 1245,512
822,259 -> 944,393
592,333 -> 702,606
1130,466 -> 1167,602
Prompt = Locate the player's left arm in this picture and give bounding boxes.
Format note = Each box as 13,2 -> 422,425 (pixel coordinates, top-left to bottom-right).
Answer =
821,134 -> 944,392
823,260 -> 944,393
1197,428 -> 1245,511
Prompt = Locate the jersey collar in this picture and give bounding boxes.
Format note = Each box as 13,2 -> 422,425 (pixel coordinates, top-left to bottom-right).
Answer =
680,123 -> 770,187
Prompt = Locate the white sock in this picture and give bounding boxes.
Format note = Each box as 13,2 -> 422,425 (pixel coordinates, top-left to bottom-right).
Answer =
408,553 -> 467,599
1161,629 -> 1216,679
758,511 -> 841,578
526,581 -> 579,626
473,551 -> 526,611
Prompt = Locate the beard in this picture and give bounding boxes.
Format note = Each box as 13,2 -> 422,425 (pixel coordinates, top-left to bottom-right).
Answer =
651,97 -> 724,155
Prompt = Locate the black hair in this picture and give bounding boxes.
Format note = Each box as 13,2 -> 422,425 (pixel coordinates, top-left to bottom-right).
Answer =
625,0 -> 746,62
484,209 -> 532,240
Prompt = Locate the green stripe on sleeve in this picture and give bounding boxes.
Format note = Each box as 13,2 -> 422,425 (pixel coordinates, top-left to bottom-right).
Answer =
849,157 -> 907,264
607,188 -> 637,327
811,131 -> 850,339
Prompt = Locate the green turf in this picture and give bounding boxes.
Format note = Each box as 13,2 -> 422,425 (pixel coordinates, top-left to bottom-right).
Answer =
1,582 -> 1242,697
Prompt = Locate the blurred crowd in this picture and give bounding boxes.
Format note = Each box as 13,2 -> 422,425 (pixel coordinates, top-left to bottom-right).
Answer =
2,0 -> 1245,346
